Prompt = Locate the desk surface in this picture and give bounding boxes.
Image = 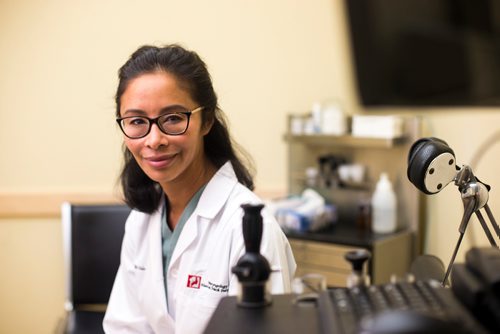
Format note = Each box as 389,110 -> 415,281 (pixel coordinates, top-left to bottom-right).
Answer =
203,294 -> 321,334
286,224 -> 411,248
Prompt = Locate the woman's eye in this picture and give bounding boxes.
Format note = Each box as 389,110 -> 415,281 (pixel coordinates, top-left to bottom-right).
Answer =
163,114 -> 184,124
127,118 -> 148,126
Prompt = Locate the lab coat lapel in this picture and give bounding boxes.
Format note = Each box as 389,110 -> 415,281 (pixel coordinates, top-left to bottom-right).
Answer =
168,162 -> 238,270
169,211 -> 199,269
145,203 -> 174,328
148,203 -> 165,280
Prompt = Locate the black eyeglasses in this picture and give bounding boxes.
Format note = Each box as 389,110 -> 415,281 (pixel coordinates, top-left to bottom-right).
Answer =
116,106 -> 203,139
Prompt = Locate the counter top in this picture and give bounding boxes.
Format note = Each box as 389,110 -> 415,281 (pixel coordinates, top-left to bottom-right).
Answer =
204,294 -> 320,334
285,224 -> 412,248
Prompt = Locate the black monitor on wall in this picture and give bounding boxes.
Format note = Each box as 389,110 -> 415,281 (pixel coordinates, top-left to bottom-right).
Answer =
345,0 -> 500,107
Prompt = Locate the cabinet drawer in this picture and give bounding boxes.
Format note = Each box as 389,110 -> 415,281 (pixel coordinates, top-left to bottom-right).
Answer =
290,240 -> 363,271
295,265 -> 350,288
289,240 -> 307,262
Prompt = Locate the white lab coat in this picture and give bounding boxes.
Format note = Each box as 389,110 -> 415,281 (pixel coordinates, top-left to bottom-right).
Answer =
103,162 -> 296,333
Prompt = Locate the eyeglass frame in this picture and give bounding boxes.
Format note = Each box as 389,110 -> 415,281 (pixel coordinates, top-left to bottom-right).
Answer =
116,106 -> 204,139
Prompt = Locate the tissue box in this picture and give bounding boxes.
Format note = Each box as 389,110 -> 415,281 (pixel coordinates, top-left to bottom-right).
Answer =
266,189 -> 337,232
351,115 -> 403,139
275,205 -> 336,232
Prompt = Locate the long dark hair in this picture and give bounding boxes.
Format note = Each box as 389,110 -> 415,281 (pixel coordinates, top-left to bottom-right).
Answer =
116,44 -> 254,213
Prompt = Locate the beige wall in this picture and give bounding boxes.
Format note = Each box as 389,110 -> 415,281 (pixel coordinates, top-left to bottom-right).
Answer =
1,0 -> 499,333
0,218 -> 65,333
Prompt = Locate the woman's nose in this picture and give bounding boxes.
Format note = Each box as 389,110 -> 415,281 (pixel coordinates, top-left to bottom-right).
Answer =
145,123 -> 168,149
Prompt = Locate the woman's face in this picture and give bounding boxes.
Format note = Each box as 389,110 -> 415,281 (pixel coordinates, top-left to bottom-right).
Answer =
119,71 -> 210,188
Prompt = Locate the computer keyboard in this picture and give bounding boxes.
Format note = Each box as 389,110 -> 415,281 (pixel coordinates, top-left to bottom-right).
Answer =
318,280 -> 487,334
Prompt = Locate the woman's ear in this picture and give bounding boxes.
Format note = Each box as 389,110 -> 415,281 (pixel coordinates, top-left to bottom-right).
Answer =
201,115 -> 214,136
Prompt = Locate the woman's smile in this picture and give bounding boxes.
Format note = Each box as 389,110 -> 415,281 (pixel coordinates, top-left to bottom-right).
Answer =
143,153 -> 177,169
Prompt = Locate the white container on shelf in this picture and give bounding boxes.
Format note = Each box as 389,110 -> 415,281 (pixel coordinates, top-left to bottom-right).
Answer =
352,115 -> 403,139
290,115 -> 304,135
371,173 -> 397,234
311,102 -> 322,134
321,103 -> 347,135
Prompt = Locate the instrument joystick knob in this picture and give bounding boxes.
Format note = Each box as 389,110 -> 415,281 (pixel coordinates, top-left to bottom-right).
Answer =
345,249 -> 372,288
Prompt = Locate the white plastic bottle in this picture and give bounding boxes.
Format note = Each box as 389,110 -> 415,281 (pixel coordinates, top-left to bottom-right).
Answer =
371,173 -> 397,234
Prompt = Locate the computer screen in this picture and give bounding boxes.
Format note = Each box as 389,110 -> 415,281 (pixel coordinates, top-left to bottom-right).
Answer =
345,0 -> 500,107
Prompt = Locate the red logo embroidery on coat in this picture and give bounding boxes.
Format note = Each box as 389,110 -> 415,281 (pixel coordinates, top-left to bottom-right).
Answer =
187,275 -> 202,289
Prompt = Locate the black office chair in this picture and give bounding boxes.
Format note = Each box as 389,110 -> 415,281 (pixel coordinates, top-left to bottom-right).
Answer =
57,202 -> 131,334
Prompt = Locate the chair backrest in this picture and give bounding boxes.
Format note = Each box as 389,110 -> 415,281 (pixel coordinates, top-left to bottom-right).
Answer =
62,202 -> 131,311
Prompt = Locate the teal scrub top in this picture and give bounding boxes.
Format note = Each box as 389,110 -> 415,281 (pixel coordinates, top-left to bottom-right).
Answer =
161,185 -> 206,304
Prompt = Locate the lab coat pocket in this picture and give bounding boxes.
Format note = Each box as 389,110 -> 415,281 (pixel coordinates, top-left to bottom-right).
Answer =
127,263 -> 151,303
125,263 -> 147,288
175,289 -> 224,333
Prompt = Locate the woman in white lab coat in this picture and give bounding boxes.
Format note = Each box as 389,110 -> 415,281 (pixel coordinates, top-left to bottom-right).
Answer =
104,44 -> 296,333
